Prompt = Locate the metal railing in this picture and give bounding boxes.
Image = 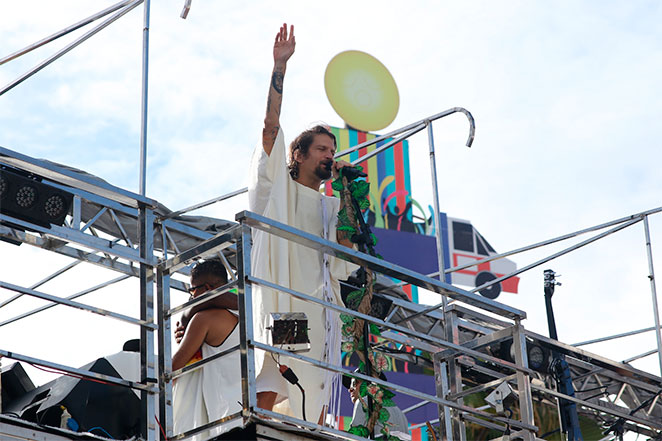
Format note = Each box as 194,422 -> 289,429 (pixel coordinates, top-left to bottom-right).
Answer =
3,139 -> 662,440
0,148 -> 161,440
153,209 -> 541,440
2,1 -> 662,438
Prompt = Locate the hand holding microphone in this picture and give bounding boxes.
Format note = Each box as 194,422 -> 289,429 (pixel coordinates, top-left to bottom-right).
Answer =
332,161 -> 367,181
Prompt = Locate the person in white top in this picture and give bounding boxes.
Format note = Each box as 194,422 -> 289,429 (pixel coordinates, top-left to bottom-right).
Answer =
248,23 -> 356,425
348,375 -> 411,441
172,260 -> 242,440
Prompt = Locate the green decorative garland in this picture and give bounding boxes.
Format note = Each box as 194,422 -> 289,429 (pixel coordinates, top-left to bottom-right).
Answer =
333,167 -> 402,441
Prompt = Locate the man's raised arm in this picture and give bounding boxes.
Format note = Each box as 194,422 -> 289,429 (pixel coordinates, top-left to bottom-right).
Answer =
262,23 -> 295,156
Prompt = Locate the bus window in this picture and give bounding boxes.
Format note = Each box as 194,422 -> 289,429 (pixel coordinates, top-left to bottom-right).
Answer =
476,235 -> 488,256
478,232 -> 496,253
452,221 -> 474,252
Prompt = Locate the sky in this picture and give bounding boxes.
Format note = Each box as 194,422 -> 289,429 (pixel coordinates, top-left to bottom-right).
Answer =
1,0 -> 662,432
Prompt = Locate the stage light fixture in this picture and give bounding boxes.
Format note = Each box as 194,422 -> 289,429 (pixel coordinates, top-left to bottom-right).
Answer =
268,312 -> 311,353
340,280 -> 394,321
0,175 -> 8,198
0,166 -> 73,229
527,343 -> 547,371
16,185 -> 37,208
369,293 -> 393,320
499,338 -> 549,373
44,194 -> 67,218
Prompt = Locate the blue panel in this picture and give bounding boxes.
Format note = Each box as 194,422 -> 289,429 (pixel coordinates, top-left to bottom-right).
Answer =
373,227 -> 439,276
348,129 -> 359,162
439,211 -> 452,283
373,225 -> 451,283
339,371 -> 437,425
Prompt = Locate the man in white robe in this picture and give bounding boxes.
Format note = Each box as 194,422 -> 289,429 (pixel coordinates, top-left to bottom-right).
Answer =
247,23 -> 356,425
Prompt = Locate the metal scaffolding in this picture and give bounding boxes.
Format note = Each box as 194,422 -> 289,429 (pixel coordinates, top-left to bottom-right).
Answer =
1,2 -> 662,440
3,139 -> 661,439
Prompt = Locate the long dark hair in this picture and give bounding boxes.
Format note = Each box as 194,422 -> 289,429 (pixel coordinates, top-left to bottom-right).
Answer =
288,125 -> 337,179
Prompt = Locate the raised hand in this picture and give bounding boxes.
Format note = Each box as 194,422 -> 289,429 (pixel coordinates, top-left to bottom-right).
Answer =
262,23 -> 294,155
273,23 -> 295,66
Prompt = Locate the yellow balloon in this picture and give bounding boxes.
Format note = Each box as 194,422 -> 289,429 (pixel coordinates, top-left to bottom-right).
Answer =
324,50 -> 399,132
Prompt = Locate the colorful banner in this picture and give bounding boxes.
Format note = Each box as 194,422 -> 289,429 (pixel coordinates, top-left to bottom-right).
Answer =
325,126 -> 415,232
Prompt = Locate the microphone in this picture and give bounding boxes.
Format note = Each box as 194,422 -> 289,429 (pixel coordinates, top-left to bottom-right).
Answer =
340,165 -> 367,181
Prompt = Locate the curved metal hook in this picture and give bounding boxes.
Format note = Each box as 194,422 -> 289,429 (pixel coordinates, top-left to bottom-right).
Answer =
424,107 -> 475,148
180,0 -> 192,19
459,108 -> 475,147
445,107 -> 475,148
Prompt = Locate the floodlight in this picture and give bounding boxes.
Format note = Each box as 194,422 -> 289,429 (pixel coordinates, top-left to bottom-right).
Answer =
268,312 -> 311,353
500,338 -> 549,373
44,194 -> 67,218
16,185 -> 37,208
0,174 -> 8,198
0,166 -> 73,229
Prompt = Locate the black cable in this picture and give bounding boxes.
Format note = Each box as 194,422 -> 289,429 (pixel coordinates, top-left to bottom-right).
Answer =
540,428 -> 561,439
295,383 -> 307,422
503,408 -> 513,436
279,364 -> 307,422
603,387 -> 662,439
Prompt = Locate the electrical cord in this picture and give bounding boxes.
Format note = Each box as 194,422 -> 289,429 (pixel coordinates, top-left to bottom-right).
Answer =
268,327 -> 308,421
540,428 -> 561,439
295,383 -> 306,421
88,426 -> 115,439
278,364 -> 307,422
28,362 -> 112,386
603,388 -> 662,440
155,415 -> 167,439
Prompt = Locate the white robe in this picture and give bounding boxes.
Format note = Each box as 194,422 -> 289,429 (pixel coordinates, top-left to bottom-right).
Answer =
172,320 -> 242,440
247,129 -> 355,422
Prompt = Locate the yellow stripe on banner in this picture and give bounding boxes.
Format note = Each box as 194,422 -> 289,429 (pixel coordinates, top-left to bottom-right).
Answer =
339,128 -> 350,152
364,133 -> 378,213
366,132 -> 378,189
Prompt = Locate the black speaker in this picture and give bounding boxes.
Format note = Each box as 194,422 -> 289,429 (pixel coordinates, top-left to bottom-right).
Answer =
1,362 -> 36,411
2,356 -> 141,439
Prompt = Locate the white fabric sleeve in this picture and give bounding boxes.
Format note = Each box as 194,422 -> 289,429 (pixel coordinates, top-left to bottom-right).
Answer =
247,129 -> 286,215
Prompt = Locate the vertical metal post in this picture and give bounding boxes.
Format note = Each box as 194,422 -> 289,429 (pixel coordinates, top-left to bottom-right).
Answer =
643,216 -> 662,376
139,205 -> 157,440
512,320 -> 535,440
449,312 -> 466,440
428,121 -> 456,438
160,224 -> 168,260
236,225 -> 257,418
157,268 -> 173,439
434,360 -> 453,441
427,121 -> 449,291
72,196 -> 81,229
138,0 -> 151,196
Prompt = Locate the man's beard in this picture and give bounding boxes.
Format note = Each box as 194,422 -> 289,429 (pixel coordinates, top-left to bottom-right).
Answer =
314,161 -> 333,180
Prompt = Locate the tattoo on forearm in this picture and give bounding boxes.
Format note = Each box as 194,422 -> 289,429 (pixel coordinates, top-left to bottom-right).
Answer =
263,125 -> 280,145
271,70 -> 284,94
266,94 -> 272,113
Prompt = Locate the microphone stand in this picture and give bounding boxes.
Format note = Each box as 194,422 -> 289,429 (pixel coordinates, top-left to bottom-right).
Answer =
544,269 -> 583,441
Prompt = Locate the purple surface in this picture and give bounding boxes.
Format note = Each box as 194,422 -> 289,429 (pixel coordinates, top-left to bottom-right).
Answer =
373,227 -> 439,276
339,371 -> 438,424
